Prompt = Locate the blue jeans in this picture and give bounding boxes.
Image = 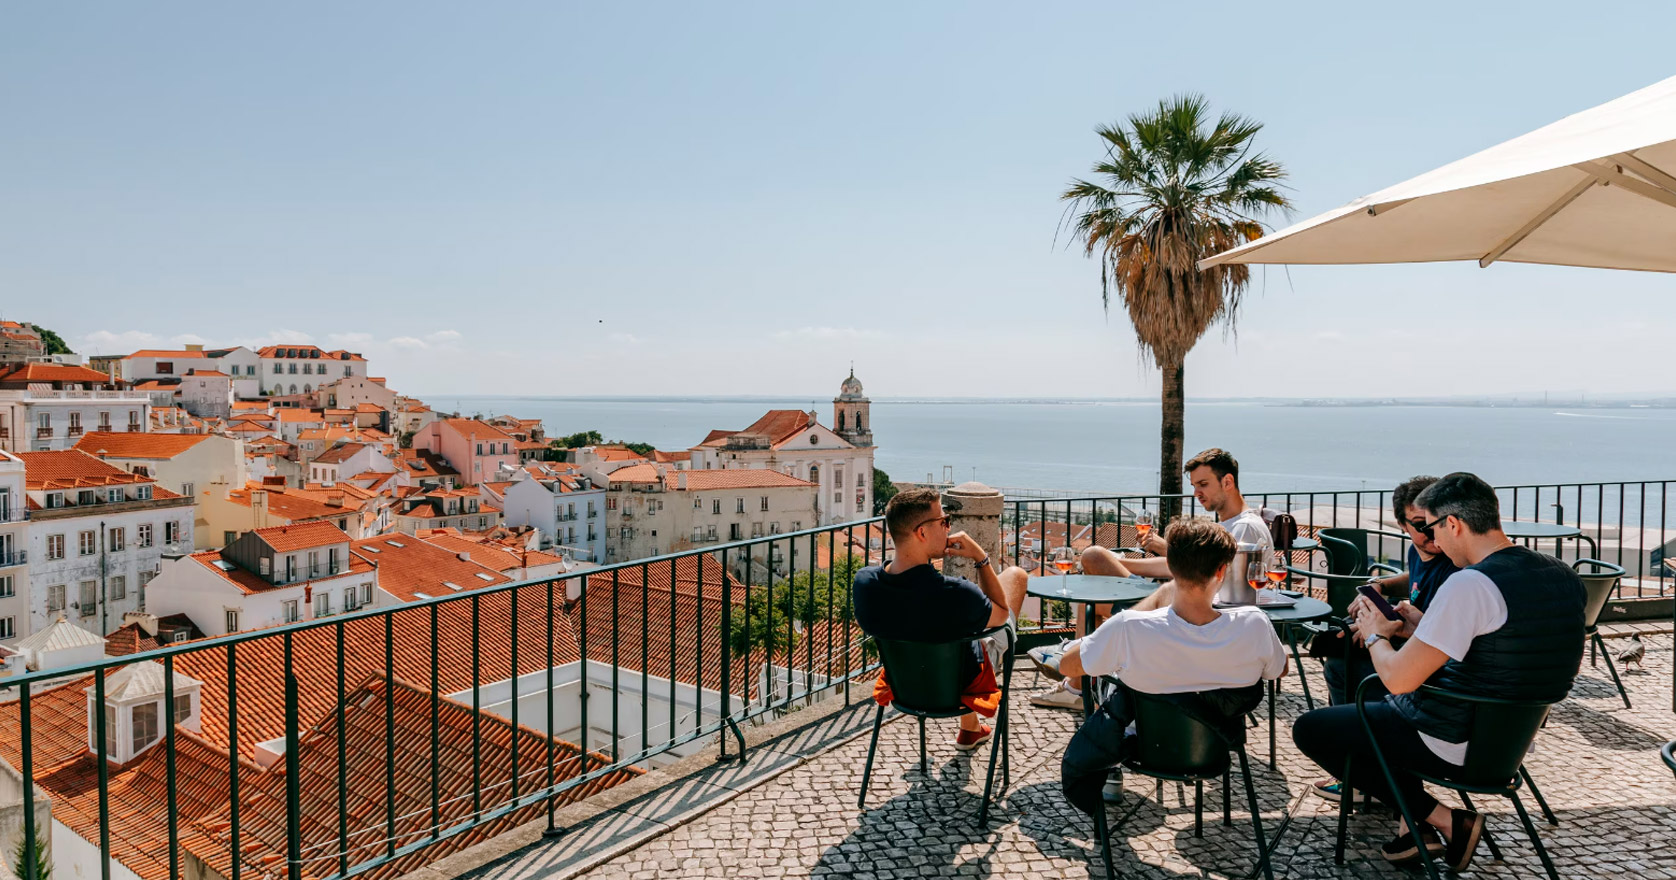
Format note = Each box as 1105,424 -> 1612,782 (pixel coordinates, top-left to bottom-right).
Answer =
1060,695 -> 1133,815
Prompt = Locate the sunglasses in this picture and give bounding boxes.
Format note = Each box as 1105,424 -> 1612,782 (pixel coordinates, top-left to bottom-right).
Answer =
914,514 -> 952,532
1413,515 -> 1450,539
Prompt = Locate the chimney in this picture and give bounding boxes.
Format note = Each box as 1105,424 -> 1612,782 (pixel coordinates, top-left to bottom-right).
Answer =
807,410 -> 817,426
327,495 -> 344,508
185,344 -> 204,352
677,472 -> 688,490
456,551 -> 470,562
262,476 -> 286,487
123,611 -> 161,636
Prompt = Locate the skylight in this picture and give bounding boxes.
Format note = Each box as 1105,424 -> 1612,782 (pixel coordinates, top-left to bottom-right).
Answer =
444,581 -> 462,591
386,540 -> 405,548
474,572 -> 495,582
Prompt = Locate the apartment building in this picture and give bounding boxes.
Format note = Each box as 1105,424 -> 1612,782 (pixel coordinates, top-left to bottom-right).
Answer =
0,451 -> 27,642
603,464 -> 816,563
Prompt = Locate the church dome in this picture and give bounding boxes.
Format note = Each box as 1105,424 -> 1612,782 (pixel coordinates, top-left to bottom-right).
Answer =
838,369 -> 865,399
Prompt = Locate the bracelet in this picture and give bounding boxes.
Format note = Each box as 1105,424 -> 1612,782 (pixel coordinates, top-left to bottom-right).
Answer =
975,555 -> 990,569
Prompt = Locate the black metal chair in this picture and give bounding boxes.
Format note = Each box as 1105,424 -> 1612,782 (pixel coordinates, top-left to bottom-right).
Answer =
1318,527 -> 1409,576
1092,689 -> 1274,880
1661,740 -> 1676,780
857,624 -> 1015,825
1573,558 -> 1631,709
1280,561 -> 1401,709
1336,677 -> 1565,880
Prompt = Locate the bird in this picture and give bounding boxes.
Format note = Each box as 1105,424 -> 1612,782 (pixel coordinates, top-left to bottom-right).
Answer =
1616,634 -> 1646,671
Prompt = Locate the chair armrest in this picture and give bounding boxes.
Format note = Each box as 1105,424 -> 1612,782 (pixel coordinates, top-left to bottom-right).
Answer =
1366,529 -> 1410,543
1369,562 -> 1402,576
1572,558 -> 1626,577
1412,682 -> 1554,709
1661,740 -> 1676,775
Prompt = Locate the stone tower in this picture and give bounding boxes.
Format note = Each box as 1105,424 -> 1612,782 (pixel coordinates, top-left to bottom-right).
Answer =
833,368 -> 873,448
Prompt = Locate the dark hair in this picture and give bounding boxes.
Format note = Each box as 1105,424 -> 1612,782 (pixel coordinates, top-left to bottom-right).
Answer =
1184,448 -> 1239,488
1164,517 -> 1237,585
1392,475 -> 1439,523
884,487 -> 941,540
1415,472 -> 1501,534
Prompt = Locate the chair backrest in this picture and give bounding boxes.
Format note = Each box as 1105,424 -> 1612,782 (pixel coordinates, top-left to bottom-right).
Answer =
1129,690 -> 1231,777
872,635 -> 976,715
1421,685 -> 1556,787
1309,570 -> 1371,617
1572,559 -> 1625,629
1319,529 -> 1369,576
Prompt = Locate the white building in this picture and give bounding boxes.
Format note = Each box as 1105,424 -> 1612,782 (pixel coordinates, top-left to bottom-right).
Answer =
115,347 -> 213,384
603,464 -> 817,563
306,441 -> 394,486
177,369 -> 233,419
687,371 -> 876,525
145,521 -> 372,635
72,431 -> 247,551
315,376 -> 396,414
0,388 -> 156,453
491,462 -> 606,561
203,346 -> 262,399
16,450 -> 196,638
0,451 -> 28,643
257,344 -> 368,397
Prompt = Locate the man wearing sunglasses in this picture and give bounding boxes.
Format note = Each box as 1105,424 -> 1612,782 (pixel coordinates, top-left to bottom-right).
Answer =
853,487 -> 1030,751
1293,472 -> 1585,872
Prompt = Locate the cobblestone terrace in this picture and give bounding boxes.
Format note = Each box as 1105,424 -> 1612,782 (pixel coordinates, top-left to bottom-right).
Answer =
460,627 -> 1676,880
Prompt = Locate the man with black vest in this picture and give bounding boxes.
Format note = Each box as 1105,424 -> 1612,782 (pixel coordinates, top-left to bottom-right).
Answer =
1292,472 -> 1584,872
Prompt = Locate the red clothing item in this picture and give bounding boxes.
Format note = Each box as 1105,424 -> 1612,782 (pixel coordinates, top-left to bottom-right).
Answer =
871,651 -> 1002,717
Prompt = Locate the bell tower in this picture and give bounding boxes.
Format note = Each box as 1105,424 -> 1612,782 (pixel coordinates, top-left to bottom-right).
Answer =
833,367 -> 872,448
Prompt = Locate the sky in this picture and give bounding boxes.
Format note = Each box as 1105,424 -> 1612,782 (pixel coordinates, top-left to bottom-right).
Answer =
3,3 -> 1672,400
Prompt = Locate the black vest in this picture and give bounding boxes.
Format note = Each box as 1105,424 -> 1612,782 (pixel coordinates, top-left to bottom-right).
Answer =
1390,546 -> 1584,745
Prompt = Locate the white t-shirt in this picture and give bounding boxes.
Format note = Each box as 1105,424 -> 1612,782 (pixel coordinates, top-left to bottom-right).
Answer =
1077,605 -> 1289,694
1220,508 -> 1273,555
1408,569 -> 1510,764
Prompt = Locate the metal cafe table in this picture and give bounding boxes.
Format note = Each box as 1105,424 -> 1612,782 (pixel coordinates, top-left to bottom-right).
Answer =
1251,595 -> 1332,766
1025,574 -> 1158,713
1501,519 -> 1598,557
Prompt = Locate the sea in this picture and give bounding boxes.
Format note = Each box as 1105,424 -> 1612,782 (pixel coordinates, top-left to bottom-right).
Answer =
434,396 -> 1676,498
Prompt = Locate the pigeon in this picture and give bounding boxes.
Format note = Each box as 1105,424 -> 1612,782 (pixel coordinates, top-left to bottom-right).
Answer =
1617,634 -> 1646,671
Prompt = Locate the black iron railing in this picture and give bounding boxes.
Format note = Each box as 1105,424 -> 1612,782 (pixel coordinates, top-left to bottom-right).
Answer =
1008,480 -> 1676,609
0,517 -> 885,880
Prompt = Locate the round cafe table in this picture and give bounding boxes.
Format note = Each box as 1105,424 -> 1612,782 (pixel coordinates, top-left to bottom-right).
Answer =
1026,575 -> 1159,715
1500,519 -> 1598,558
1252,596 -> 1331,767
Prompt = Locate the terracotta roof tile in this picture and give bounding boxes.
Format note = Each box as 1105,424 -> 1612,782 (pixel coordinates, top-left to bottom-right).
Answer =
351,534 -> 511,601
0,362 -> 120,385
74,430 -> 213,459
17,449 -> 158,490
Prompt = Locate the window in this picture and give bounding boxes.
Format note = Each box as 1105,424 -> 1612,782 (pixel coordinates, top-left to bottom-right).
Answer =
284,555 -> 295,581
164,520 -> 180,545
0,576 -> 11,598
224,530 -> 237,547
694,498 -> 703,509
476,443 -> 483,455
80,530 -> 97,555
315,592 -> 331,616
858,471 -> 867,488
225,609 -> 240,632
328,548 -> 339,574
344,366 -> 352,377
45,492 -> 63,509
128,411 -> 140,427
107,487 -> 123,503
47,534 -> 65,559
173,695 -> 192,726
109,527 -> 125,551
836,467 -> 844,488
69,412 -> 82,431
308,551 -> 320,577
37,413 -> 49,430
80,581 -> 97,616
136,485 -> 152,501
712,499 -> 721,514
791,521 -> 802,532
273,363 -> 283,374
156,361 -> 174,375
288,364 -> 297,374
736,497 -> 745,514
834,491 -> 842,503
282,600 -> 299,623
0,617 -> 12,639
47,585 -> 66,612
761,496 -> 769,511
79,490 -> 97,505
99,411 -> 111,430
132,703 -> 159,751
360,583 -> 372,606
137,524 -> 153,547
478,516 -> 487,528
180,481 -> 194,498
110,575 -> 126,600
770,522 -> 780,534
344,587 -> 358,610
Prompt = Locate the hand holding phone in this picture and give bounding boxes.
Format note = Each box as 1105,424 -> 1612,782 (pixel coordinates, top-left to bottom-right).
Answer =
1356,584 -> 1403,621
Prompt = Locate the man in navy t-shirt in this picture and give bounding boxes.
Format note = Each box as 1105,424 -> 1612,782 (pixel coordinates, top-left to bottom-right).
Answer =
853,487 -> 1030,751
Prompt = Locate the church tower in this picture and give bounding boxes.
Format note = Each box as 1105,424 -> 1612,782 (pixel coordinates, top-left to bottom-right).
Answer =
833,368 -> 873,448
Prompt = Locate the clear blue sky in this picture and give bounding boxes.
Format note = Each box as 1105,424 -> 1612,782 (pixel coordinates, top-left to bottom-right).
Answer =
4,3 -> 1670,399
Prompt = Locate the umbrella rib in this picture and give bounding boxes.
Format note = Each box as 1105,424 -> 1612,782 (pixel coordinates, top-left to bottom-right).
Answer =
1574,161 -> 1676,211
1611,152 -> 1676,196
1478,174 -> 1597,268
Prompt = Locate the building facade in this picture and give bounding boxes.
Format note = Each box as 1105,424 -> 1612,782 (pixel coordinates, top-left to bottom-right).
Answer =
0,388 -> 157,453
0,451 -> 27,643
257,344 -> 368,397
604,465 -> 817,563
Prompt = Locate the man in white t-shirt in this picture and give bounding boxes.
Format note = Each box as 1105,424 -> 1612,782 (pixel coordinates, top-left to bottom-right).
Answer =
1292,472 -> 1585,873
1033,448 -> 1274,709
1054,517 -> 1288,814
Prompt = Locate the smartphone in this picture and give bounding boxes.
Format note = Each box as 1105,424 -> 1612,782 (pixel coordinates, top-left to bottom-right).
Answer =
1356,584 -> 1403,621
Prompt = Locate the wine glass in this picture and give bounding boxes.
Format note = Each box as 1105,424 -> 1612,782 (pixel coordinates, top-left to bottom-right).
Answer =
1266,550 -> 1289,588
1134,510 -> 1154,548
1246,559 -> 1267,593
1050,546 -> 1076,596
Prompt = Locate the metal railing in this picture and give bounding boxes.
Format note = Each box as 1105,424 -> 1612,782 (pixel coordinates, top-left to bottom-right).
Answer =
0,517 -> 885,880
1007,479 -> 1676,609
0,549 -> 25,567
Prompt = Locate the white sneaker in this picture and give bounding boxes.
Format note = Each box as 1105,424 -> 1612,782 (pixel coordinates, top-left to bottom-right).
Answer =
1029,679 -> 1084,710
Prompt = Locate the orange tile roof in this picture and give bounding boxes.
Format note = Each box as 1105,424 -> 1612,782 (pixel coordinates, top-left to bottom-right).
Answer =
441,418 -> 516,443
228,484 -> 354,523
0,362 -> 120,385
254,520 -> 352,552
609,464 -> 814,491
184,369 -> 228,377
103,615 -> 204,656
276,409 -> 326,423
189,547 -> 370,596
127,349 -> 211,358
416,533 -> 565,573
651,450 -> 692,463
256,344 -> 366,361
399,450 -> 458,477
74,430 -> 213,460
351,534 -> 511,601
354,403 -> 384,412
226,422 -> 272,434
312,442 -> 368,465
17,450 -> 156,490
591,445 -> 648,462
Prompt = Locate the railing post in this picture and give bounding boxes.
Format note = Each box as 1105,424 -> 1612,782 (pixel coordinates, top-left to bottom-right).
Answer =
942,482 -> 1004,583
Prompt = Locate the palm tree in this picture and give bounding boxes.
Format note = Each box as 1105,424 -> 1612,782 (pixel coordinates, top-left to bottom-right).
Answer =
1061,94 -> 1290,506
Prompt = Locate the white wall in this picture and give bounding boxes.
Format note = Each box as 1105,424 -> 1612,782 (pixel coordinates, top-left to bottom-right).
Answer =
52,817 -> 144,880
28,501 -> 195,636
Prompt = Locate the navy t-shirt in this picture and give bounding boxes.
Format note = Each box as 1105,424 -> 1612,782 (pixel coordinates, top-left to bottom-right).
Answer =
1407,545 -> 1459,612
852,563 -> 993,682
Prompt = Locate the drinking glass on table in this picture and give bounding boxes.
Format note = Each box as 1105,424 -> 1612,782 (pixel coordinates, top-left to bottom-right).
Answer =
1266,550 -> 1289,588
1050,546 -> 1076,596
1246,559 -> 1267,593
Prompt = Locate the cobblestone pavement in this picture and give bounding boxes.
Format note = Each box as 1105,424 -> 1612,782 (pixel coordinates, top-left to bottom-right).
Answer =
559,631 -> 1676,879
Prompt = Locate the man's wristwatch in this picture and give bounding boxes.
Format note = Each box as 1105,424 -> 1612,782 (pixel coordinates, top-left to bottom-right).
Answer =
975,555 -> 990,569
1364,632 -> 1387,649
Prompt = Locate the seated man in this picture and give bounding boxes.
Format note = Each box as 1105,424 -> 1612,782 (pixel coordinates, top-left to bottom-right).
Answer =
1056,518 -> 1289,814
1034,448 -> 1273,709
1310,474 -> 1460,801
853,487 -> 1030,750
1293,473 -> 1585,872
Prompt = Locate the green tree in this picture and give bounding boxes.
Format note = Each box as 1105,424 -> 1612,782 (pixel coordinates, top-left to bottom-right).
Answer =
11,824 -> 52,880
871,467 -> 897,516
725,552 -> 870,704
1060,95 -> 1289,504
35,327 -> 72,356
617,441 -> 656,457
556,430 -> 604,448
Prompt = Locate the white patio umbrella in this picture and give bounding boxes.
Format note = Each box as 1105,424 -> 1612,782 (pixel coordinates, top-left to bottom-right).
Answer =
1201,74 -> 1676,273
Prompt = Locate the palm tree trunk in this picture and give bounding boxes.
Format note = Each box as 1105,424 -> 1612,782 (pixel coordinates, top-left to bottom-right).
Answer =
1159,357 -> 1186,519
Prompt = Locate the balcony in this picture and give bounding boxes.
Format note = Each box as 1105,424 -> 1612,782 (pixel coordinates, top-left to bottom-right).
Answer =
67,425 -> 84,437
0,549 -> 24,567
127,423 -> 142,432
1,480 -> 1671,880
35,428 -> 53,439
